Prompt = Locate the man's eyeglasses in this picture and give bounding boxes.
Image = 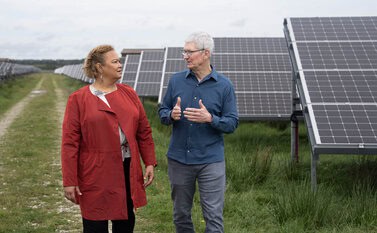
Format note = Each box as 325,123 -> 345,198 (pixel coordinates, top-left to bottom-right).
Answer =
181,49 -> 204,57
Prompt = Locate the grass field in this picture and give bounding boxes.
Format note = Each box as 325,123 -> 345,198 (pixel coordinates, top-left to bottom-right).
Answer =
1,73 -> 377,232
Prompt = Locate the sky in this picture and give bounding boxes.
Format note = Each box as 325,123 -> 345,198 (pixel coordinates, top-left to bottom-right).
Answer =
0,0 -> 376,60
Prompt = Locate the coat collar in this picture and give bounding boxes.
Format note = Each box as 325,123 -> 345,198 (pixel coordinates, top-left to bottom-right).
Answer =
85,85 -> 116,114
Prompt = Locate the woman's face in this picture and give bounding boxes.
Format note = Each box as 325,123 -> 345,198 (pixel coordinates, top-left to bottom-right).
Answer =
101,50 -> 122,80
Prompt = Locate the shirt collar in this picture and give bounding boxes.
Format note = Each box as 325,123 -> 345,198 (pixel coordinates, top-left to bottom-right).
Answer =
184,65 -> 218,82
90,84 -> 107,96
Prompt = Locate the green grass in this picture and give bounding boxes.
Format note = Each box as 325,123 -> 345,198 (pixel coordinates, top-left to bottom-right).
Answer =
0,73 -> 86,232
139,101 -> 377,233
1,74 -> 377,232
0,74 -> 41,116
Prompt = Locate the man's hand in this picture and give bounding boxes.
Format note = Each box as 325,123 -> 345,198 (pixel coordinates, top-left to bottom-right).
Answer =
183,99 -> 212,123
171,97 -> 182,121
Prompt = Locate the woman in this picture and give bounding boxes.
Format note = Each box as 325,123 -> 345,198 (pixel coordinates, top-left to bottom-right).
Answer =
61,44 -> 157,233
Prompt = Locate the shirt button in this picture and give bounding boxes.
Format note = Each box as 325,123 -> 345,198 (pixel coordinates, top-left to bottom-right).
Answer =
194,97 -> 197,100
187,150 -> 190,153
190,124 -> 193,126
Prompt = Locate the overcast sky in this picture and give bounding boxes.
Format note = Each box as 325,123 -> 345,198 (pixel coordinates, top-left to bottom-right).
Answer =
0,0 -> 376,60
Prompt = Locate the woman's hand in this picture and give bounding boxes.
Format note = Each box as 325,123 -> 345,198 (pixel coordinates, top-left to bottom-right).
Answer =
143,165 -> 155,188
64,186 -> 82,204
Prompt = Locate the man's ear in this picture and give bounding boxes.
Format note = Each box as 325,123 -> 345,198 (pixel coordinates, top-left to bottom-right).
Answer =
204,49 -> 211,58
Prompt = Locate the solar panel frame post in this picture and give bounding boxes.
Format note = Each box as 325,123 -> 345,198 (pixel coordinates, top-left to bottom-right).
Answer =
284,21 -> 306,163
157,47 -> 169,104
285,17 -> 324,190
119,55 -> 128,83
120,55 -> 129,84
133,51 -> 143,90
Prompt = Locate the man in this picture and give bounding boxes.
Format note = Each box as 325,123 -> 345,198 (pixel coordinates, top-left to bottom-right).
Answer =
159,31 -> 239,233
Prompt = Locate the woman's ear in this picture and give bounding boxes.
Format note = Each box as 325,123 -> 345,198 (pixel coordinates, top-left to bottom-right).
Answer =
95,63 -> 102,74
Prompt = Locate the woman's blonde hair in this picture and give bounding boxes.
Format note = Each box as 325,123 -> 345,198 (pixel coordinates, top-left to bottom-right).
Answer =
83,45 -> 114,78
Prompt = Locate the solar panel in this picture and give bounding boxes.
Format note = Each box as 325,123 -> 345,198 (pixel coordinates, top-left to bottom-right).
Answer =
158,47 -> 186,103
289,17 -> 377,41
211,54 -> 290,71
214,37 -> 289,53
236,92 -> 292,118
312,104 -> 377,144
158,38 -> 293,120
121,53 -> 141,88
296,42 -> 377,70
304,70 -> 377,103
284,16 -> 377,154
214,37 -> 292,120
135,49 -> 165,97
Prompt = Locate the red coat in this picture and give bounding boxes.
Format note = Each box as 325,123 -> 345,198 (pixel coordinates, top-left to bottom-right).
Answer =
61,84 -> 157,220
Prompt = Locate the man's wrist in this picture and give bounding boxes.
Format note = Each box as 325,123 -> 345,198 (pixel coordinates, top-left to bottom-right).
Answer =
208,113 -> 213,123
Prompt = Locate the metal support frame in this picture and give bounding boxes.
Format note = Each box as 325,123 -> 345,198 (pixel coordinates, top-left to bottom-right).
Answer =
311,151 -> 319,191
290,113 -> 299,162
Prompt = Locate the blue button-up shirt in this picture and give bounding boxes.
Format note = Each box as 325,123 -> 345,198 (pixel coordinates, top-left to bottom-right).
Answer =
159,67 -> 239,165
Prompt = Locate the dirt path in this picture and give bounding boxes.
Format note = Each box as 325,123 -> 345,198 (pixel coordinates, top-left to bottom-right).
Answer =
0,76 -> 81,232
53,79 -> 65,123
0,77 -> 45,140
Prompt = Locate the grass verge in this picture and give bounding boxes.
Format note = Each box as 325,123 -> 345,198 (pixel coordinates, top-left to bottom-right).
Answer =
1,75 -> 377,232
0,74 -> 41,116
0,73 -> 85,232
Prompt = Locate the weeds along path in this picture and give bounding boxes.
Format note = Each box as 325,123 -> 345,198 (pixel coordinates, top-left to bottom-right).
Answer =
0,74 -> 82,232
51,77 -> 82,231
0,77 -> 45,140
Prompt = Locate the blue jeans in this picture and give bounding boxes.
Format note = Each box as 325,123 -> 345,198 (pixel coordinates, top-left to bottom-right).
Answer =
168,158 -> 226,233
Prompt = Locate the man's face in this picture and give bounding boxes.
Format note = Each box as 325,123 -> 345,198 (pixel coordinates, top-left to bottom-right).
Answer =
183,42 -> 206,70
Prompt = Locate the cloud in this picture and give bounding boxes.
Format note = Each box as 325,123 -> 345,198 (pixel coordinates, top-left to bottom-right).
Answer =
0,0 -> 376,59
230,18 -> 247,27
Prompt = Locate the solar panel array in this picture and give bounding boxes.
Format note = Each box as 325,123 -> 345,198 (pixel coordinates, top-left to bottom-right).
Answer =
284,16 -> 377,154
158,38 -> 292,120
0,62 -> 13,81
0,62 -> 41,81
58,38 -> 293,120
54,64 -> 92,83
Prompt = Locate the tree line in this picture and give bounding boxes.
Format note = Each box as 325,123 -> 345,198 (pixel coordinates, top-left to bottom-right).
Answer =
14,59 -> 84,71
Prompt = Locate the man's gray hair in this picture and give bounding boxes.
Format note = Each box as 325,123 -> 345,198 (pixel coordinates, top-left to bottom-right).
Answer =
185,31 -> 214,55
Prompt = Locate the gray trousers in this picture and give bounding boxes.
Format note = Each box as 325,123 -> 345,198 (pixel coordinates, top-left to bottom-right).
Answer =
168,158 -> 226,233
